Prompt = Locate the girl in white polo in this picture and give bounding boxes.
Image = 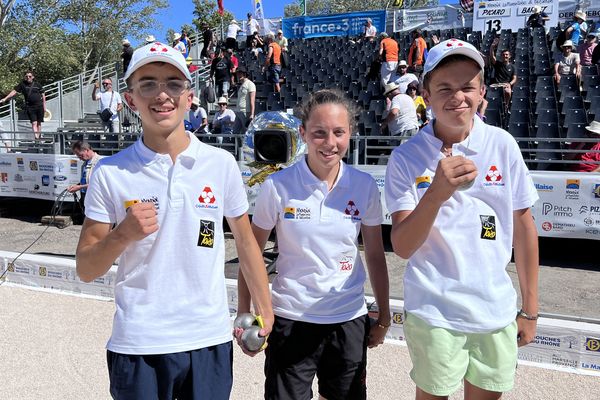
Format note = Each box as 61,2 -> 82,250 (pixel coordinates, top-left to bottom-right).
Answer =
237,89 -> 391,400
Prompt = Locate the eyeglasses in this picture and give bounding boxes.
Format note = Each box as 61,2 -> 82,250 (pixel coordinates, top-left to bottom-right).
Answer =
25,75 -> 33,78
408,87 -> 417,91
130,80 -> 190,98
102,82 -> 111,86
399,66 -> 408,69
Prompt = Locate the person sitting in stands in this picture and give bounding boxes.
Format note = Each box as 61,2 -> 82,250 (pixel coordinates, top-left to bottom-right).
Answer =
554,40 -> 581,84
570,120 -> 600,172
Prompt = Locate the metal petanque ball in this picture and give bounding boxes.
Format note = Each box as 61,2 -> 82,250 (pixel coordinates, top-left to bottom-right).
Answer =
241,325 -> 266,352
233,313 -> 256,330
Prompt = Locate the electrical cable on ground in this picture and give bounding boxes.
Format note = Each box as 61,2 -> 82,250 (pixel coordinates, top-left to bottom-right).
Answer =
0,189 -> 74,285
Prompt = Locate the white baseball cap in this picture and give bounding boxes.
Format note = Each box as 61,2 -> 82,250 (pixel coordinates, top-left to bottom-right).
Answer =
398,60 -> 408,67
173,32 -> 181,40
423,38 -> 485,81
124,42 -> 192,82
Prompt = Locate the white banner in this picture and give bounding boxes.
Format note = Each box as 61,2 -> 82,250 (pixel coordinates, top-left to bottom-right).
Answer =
393,5 -> 474,32
558,0 -> 600,25
2,249 -> 599,377
473,0 -> 560,33
241,163 -> 600,240
0,154 -> 82,201
242,18 -> 282,36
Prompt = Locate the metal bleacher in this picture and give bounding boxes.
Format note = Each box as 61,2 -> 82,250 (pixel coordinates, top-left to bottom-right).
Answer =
1,26 -> 598,170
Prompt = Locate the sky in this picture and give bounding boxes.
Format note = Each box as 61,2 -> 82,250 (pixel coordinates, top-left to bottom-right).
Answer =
148,0 -> 292,43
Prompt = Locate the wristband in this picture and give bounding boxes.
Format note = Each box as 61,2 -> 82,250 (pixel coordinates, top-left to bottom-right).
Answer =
376,320 -> 391,328
517,309 -> 538,321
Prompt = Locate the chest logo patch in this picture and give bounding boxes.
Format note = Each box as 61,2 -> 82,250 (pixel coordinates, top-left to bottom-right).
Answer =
196,186 -> 218,209
344,201 -> 360,216
198,219 -> 215,248
416,176 -> 431,189
483,165 -> 505,187
283,206 -> 311,220
480,215 -> 497,240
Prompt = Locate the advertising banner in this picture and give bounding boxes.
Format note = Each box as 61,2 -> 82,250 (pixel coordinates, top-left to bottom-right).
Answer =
472,0 -> 560,33
393,5 -> 474,32
241,163 -> 600,240
2,249 -> 599,377
0,154 -> 82,202
558,0 -> 600,26
282,10 -> 387,39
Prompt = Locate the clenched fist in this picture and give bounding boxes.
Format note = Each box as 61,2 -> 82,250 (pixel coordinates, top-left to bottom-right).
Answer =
428,156 -> 478,203
118,202 -> 159,242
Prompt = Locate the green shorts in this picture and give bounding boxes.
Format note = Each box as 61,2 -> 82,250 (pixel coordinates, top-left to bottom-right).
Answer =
404,312 -> 518,396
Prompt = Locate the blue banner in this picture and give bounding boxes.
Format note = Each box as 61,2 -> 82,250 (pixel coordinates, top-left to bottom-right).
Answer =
282,10 -> 387,39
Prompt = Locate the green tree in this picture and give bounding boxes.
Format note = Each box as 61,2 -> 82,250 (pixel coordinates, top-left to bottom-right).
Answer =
0,0 -> 167,97
192,0 -> 234,35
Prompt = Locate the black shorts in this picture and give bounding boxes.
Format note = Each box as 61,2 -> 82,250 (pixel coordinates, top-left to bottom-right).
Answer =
26,106 -> 44,123
264,315 -> 368,400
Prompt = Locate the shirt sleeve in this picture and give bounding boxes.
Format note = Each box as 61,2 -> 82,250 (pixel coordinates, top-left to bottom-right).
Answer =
361,177 -> 384,226
252,177 -> 279,231
223,153 -> 249,218
385,149 -> 418,213
83,162 -> 117,224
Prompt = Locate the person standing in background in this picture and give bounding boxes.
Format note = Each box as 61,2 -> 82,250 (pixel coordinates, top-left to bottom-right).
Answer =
0,71 -> 46,140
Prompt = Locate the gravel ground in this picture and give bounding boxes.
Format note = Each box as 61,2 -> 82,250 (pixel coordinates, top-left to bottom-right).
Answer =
1,204 -> 599,399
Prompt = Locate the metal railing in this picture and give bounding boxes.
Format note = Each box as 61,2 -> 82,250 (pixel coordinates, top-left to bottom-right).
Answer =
1,130 -> 598,172
0,32 -> 210,133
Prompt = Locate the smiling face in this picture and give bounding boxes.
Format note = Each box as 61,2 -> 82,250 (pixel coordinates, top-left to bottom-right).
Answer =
300,103 -> 350,182
423,59 -> 484,139
124,63 -> 192,138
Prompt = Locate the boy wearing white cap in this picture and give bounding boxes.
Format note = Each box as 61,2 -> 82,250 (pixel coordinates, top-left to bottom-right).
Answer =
75,42 -> 273,400
385,38 -> 539,399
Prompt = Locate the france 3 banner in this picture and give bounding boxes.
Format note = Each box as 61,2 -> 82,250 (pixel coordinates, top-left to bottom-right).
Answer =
282,10 -> 386,39
472,0 -> 559,33
0,154 -> 81,201
529,171 -> 600,240
558,0 -> 600,26
393,5 -> 474,32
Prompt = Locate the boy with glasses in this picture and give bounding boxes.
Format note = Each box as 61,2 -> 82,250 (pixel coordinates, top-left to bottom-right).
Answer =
75,42 -> 273,400
92,78 -> 123,133
0,71 -> 46,140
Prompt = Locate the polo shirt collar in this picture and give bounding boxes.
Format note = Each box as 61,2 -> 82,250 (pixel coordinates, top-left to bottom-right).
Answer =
298,156 -> 349,189
421,116 -> 484,157
134,131 -> 200,167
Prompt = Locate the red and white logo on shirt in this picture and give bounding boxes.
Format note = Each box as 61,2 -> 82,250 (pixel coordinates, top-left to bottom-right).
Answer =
196,186 -> 218,209
483,165 -> 505,187
344,200 -> 360,216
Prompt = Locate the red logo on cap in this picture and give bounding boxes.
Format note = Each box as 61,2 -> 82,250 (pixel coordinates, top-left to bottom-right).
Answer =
150,43 -> 169,53
446,38 -> 464,47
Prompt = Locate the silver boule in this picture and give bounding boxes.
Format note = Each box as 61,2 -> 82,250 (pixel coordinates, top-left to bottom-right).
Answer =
241,326 -> 266,352
234,313 -> 256,330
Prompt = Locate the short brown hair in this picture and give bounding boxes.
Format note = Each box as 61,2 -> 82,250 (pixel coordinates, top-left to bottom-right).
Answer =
71,140 -> 92,152
297,89 -> 357,132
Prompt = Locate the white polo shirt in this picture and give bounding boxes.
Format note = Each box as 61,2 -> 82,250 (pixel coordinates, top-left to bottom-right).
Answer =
85,133 -> 248,354
385,117 -> 538,333
253,157 -> 383,324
